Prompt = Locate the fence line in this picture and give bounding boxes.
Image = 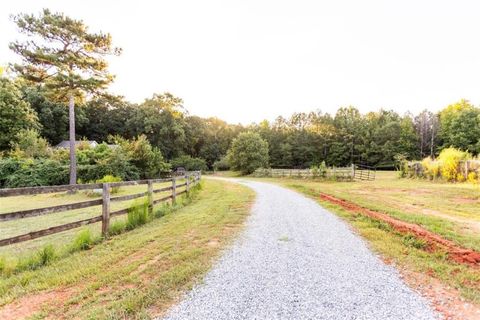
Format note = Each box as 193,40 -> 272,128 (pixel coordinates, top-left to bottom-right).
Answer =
0,171 -> 202,247
253,164 -> 376,181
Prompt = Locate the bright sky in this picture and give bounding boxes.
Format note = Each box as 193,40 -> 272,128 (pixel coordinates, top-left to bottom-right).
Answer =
1,0 -> 480,124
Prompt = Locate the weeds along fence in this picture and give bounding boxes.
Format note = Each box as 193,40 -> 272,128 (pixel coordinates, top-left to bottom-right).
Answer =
0,171 -> 201,247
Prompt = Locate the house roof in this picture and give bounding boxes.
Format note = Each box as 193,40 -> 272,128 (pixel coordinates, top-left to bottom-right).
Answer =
55,141 -> 98,148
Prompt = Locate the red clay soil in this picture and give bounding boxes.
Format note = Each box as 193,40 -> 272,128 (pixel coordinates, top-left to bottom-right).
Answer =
318,193 -> 480,266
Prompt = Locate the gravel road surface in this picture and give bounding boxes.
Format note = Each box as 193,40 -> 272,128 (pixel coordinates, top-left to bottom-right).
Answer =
162,179 -> 438,320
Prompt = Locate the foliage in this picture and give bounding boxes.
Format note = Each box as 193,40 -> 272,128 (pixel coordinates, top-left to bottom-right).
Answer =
71,230 -> 94,252
439,100 -> 480,154
467,172 -> 478,184
126,201 -> 150,231
113,135 -> 171,178
310,161 -> 327,178
0,77 -> 39,150
96,175 -> 122,194
421,157 -> 440,180
213,156 -> 231,171
108,220 -> 126,236
437,147 -> 471,181
10,129 -> 52,159
171,155 -> 207,171
227,132 -> 269,174
10,9 -> 121,101
0,158 -> 68,188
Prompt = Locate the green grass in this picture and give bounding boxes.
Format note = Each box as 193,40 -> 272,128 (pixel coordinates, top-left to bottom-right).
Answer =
0,179 -> 255,319
0,179 -> 186,257
250,172 -> 480,304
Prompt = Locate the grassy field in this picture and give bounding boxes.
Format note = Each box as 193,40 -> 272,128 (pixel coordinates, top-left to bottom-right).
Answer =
0,179 -> 184,258
245,171 -> 480,304
0,179 -> 255,319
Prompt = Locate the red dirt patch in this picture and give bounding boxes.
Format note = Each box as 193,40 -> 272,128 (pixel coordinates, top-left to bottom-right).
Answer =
319,193 -> 480,266
0,288 -> 74,320
385,260 -> 480,320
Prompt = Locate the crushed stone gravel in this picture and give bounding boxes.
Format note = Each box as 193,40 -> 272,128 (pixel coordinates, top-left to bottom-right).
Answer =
161,179 -> 439,320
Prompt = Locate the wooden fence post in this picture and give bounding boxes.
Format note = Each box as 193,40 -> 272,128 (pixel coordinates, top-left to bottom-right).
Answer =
351,163 -> 355,180
186,174 -> 190,193
172,177 -> 177,204
102,183 -> 110,237
147,180 -> 153,214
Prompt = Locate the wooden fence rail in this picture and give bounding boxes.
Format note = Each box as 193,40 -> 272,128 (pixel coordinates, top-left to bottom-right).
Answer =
253,164 -> 376,181
0,171 -> 202,247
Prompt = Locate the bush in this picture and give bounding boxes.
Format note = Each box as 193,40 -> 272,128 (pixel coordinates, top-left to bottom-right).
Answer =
1,158 -> 68,188
421,157 -> 440,180
10,129 -> 52,159
437,147 -> 470,181
126,201 -> 149,230
227,132 -> 269,175
171,155 -> 207,172
467,172 -> 478,184
96,175 -> 122,194
213,156 -> 230,171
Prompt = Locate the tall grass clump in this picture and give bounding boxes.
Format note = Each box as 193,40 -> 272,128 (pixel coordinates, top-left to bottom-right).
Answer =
16,245 -> 57,271
108,220 -> 126,236
71,229 -> 94,252
126,200 -> 149,230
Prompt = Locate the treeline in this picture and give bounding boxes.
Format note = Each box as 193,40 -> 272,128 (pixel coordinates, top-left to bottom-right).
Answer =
2,8 -> 480,177
250,101 -> 480,169
3,74 -> 480,171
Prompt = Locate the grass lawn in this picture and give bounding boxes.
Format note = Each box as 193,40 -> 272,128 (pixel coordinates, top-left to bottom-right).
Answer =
249,171 -> 480,304
0,179 -> 185,257
0,179 -> 255,319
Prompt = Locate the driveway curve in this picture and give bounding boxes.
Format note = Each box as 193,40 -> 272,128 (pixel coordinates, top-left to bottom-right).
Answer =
162,179 -> 438,320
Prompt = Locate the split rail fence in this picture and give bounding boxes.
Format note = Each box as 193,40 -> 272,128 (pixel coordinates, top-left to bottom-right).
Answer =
0,171 -> 201,247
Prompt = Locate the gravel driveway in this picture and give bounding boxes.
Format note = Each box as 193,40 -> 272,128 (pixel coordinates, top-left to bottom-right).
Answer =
162,179 -> 438,320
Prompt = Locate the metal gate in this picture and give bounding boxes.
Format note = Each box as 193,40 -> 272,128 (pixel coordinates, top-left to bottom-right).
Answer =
353,164 -> 376,181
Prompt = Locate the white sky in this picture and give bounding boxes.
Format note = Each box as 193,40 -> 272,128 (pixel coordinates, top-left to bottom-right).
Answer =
1,0 -> 480,124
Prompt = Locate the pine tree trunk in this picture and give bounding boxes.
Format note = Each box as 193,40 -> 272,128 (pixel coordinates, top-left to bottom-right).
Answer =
69,95 -> 77,185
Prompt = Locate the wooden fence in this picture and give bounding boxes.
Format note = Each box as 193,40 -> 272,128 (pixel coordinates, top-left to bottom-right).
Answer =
252,166 -> 354,180
253,164 -> 376,181
0,171 -> 201,247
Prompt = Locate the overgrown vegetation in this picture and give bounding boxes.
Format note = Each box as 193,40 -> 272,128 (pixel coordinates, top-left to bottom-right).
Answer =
399,147 -> 479,183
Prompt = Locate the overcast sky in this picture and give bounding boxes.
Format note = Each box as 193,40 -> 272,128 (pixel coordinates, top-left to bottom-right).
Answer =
1,0 -> 480,124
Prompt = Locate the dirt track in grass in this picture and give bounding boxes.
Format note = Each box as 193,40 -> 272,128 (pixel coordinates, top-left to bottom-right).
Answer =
318,192 -> 480,266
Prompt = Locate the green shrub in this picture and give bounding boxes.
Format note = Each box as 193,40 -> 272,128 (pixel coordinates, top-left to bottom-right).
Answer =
108,220 -> 126,236
126,201 -> 149,230
1,158 -> 68,188
227,132 -> 269,175
213,156 -> 230,171
96,175 -> 122,194
171,155 -> 207,172
71,229 -> 94,251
